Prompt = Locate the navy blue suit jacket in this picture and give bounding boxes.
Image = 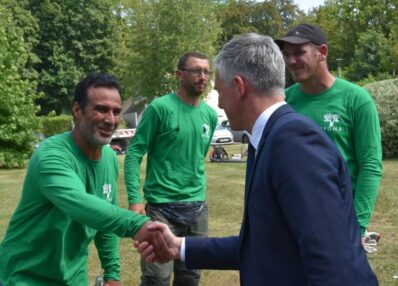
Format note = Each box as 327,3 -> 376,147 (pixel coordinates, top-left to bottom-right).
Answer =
185,105 -> 378,285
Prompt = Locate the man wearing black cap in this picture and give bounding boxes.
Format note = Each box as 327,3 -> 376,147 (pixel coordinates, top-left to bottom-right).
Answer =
276,24 -> 383,252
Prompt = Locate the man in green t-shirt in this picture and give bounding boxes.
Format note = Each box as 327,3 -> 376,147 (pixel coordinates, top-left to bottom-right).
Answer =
275,24 -> 383,251
0,73 -> 168,285
124,52 -> 218,286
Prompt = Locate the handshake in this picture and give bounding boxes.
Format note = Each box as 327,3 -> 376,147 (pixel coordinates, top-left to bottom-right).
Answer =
133,221 -> 182,264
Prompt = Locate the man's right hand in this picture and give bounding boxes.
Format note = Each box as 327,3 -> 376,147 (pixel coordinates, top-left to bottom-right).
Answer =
134,221 -> 182,263
129,203 -> 146,215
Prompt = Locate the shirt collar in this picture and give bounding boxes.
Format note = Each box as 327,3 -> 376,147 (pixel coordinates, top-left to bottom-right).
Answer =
250,101 -> 286,150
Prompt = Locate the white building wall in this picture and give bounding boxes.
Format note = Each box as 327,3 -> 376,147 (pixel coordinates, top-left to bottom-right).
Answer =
204,89 -> 227,123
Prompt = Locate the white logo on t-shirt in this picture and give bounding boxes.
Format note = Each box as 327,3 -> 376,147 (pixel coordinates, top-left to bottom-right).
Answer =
102,183 -> 112,202
202,123 -> 210,138
324,113 -> 340,128
322,113 -> 342,132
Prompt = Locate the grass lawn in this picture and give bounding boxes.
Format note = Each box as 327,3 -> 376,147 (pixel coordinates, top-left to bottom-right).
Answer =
0,144 -> 397,285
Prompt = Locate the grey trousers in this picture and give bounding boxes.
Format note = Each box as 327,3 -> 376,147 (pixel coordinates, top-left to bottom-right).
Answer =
140,203 -> 208,286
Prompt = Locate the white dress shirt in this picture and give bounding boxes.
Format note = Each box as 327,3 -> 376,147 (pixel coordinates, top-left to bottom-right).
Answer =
250,101 -> 286,151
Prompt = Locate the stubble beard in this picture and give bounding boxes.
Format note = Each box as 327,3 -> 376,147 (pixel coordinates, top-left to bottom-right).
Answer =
80,122 -> 115,148
184,80 -> 206,98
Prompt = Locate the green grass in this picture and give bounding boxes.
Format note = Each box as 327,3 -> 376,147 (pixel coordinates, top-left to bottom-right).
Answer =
0,146 -> 397,285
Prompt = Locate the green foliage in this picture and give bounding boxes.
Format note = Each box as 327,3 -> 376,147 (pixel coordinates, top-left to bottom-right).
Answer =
346,30 -> 390,81
121,0 -> 221,99
365,79 -> 398,158
216,1 -> 260,47
3,0 -> 40,81
40,114 -> 73,138
27,0 -> 120,115
0,4 -> 41,168
356,73 -> 395,87
216,0 -> 302,48
118,117 -> 127,129
109,2 -> 135,100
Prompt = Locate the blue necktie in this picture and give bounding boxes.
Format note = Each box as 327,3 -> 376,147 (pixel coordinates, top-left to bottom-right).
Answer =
245,143 -> 255,190
242,143 -> 255,234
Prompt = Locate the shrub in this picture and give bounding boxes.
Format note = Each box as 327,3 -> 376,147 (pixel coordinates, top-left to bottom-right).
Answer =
364,79 -> 398,158
357,73 -> 395,87
40,113 -> 127,139
0,5 -> 41,168
41,114 -> 73,138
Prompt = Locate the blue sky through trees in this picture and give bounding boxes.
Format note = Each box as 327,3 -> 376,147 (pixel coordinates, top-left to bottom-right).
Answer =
296,0 -> 325,12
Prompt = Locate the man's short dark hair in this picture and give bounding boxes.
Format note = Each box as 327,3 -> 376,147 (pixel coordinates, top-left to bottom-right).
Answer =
74,72 -> 122,109
177,51 -> 208,70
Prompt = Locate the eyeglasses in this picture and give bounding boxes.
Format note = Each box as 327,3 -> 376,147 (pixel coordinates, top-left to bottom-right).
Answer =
181,68 -> 212,77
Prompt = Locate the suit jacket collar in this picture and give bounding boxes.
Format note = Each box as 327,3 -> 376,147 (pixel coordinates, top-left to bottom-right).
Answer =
250,101 -> 287,150
240,104 -> 295,254
246,104 -> 295,191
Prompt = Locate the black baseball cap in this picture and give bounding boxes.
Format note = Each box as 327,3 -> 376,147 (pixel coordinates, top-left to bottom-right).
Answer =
275,23 -> 327,49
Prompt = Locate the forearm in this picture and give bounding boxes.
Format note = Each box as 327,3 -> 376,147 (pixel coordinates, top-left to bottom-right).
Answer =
354,170 -> 382,235
95,232 -> 121,281
38,158 -> 150,237
353,100 -> 383,234
124,147 -> 145,204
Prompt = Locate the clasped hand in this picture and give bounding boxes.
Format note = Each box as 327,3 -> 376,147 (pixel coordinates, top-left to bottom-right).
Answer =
133,221 -> 182,264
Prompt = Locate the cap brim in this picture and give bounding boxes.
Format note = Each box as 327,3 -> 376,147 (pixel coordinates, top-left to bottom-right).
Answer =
275,36 -> 311,49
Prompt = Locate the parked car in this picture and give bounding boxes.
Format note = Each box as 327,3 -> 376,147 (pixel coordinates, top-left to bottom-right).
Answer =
220,120 -> 250,143
110,128 -> 136,155
211,124 -> 234,145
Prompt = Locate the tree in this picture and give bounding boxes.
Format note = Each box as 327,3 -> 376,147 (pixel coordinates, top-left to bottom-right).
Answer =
216,1 -> 259,47
216,0 -> 302,48
346,30 -> 390,81
27,0 -> 121,115
121,0 -> 221,100
384,11 -> 398,75
111,1 -> 140,100
3,0 -> 40,82
0,3 -> 41,168
273,0 -> 303,32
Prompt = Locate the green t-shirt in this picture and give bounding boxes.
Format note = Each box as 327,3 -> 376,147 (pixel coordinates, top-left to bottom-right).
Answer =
0,132 -> 149,285
286,78 -> 383,235
124,92 -> 218,204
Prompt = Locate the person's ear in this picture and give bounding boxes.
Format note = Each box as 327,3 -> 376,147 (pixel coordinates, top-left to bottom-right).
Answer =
233,75 -> 246,98
175,69 -> 183,80
319,44 -> 328,61
72,102 -> 81,118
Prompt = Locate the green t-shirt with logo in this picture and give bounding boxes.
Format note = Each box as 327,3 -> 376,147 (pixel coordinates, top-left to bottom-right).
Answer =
286,78 -> 382,235
125,92 -> 218,204
0,132 -> 149,285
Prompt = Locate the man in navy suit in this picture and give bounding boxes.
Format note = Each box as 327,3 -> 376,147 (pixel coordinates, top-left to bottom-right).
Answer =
136,33 -> 379,286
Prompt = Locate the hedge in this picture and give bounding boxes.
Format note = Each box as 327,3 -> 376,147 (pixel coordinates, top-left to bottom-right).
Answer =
365,78 -> 398,158
41,114 -> 73,138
